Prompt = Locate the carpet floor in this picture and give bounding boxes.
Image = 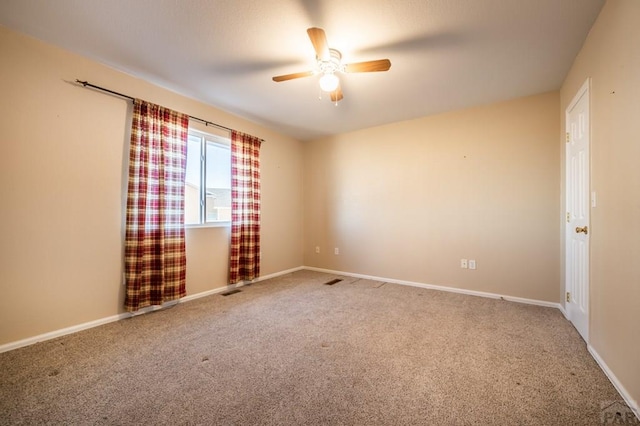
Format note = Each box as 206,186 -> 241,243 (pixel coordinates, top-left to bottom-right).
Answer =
0,270 -> 631,425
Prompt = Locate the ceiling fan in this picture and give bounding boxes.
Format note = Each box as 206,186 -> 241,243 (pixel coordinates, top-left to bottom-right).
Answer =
272,27 -> 391,103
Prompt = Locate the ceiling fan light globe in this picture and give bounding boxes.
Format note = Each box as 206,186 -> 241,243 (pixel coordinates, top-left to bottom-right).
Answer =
319,73 -> 339,92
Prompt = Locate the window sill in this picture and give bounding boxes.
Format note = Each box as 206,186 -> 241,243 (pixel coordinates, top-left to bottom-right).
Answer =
186,221 -> 231,229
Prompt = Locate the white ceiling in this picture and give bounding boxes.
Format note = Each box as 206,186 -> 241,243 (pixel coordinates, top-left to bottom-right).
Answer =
0,0 -> 604,141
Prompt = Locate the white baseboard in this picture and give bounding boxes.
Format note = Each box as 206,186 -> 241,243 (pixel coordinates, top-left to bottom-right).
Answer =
180,266 -> 305,303
558,302 -> 569,319
0,313 -> 130,354
588,345 -> 639,420
179,280 -> 246,303
303,266 -> 562,310
0,266 -> 305,354
253,266 -> 305,282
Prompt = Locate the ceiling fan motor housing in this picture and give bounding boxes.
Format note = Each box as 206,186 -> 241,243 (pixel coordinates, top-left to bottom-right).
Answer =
319,48 -> 343,74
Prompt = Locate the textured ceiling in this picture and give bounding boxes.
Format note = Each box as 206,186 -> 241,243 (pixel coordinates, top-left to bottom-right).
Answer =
0,0 -> 604,141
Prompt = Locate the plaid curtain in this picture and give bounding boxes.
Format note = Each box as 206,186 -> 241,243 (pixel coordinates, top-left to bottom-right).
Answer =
229,130 -> 262,284
124,100 -> 189,312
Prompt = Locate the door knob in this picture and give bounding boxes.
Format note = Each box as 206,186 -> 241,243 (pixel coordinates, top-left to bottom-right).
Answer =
575,226 -> 588,235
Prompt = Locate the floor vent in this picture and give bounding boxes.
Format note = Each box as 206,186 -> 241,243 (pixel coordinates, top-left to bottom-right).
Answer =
220,289 -> 241,297
324,279 -> 343,286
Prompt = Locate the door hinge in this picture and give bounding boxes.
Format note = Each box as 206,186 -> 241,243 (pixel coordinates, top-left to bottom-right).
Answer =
566,132 -> 570,143
566,292 -> 570,302
566,212 -> 571,223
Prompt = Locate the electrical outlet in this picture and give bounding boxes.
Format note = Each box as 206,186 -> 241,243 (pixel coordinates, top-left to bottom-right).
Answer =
334,248 -> 340,255
315,246 -> 320,254
469,260 -> 476,270
461,259 -> 468,269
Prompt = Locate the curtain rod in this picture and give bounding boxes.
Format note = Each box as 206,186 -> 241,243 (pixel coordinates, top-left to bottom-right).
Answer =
76,79 -> 234,133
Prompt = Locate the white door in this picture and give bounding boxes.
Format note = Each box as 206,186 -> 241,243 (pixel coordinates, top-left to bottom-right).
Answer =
565,79 -> 590,342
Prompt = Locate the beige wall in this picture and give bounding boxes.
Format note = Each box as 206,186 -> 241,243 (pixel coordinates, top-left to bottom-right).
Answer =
0,26 -> 304,345
304,92 -> 560,302
560,0 -> 640,408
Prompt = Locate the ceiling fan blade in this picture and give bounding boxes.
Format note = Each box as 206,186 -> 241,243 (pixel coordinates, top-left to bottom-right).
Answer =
330,84 -> 343,102
307,27 -> 330,61
272,71 -> 314,82
344,59 -> 391,73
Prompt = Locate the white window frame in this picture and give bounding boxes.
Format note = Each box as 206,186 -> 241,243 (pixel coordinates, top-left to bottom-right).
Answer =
185,128 -> 231,228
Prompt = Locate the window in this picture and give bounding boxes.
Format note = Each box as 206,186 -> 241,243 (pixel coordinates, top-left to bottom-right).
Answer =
184,129 -> 231,226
